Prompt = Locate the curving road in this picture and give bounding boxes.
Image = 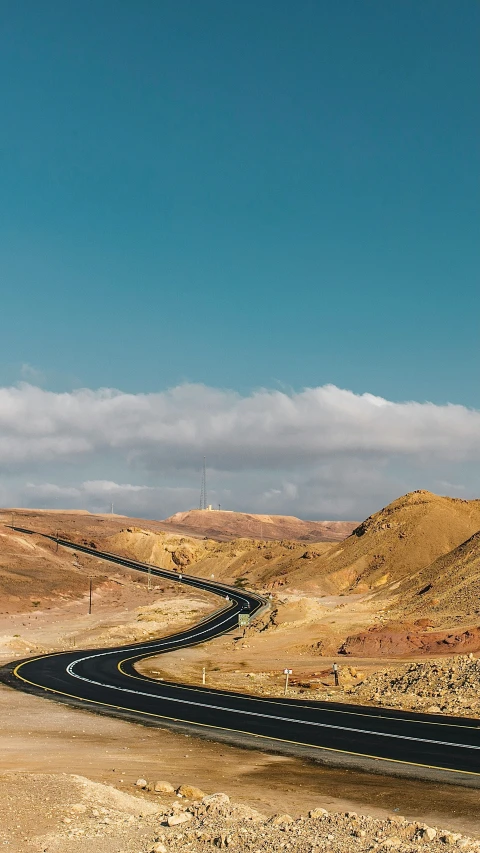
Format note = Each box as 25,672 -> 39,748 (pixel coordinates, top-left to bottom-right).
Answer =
1,531 -> 480,786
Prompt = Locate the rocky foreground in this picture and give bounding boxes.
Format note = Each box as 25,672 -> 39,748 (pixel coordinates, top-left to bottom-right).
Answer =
6,773 -> 478,853
347,654 -> 480,717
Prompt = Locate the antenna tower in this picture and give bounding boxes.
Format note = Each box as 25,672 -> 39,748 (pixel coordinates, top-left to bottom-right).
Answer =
199,456 -> 207,510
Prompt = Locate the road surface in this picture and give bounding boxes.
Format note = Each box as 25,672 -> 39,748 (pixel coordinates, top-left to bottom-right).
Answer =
1,530 -> 479,785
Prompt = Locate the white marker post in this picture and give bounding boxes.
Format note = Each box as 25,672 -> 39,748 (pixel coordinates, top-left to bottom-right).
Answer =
202,667 -> 206,686
284,668 -> 292,695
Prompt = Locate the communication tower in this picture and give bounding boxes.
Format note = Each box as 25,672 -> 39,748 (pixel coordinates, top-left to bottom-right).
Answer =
199,456 -> 207,510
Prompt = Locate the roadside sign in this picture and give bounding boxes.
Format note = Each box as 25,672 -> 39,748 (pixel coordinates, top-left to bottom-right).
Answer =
283,668 -> 293,695
238,614 -> 250,628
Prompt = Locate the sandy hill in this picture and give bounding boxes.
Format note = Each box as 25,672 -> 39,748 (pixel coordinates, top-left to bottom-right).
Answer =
162,510 -> 357,542
0,523 -> 109,613
107,526 -> 334,588
0,509 -> 173,613
392,528 -> 480,625
285,490 -> 480,594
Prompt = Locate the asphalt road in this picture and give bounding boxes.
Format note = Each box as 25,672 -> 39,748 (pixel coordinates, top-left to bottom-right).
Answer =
2,530 -> 480,784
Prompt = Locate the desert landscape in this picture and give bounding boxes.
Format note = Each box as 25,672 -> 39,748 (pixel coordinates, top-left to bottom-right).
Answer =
2,2 -> 477,849
1,492 -> 480,851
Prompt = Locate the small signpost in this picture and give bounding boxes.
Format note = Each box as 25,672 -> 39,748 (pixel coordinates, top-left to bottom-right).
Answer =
283,668 -> 293,695
238,613 -> 250,636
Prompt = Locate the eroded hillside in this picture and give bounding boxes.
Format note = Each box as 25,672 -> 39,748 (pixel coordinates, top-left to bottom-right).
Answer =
285,490 -> 480,594
163,510 -> 357,542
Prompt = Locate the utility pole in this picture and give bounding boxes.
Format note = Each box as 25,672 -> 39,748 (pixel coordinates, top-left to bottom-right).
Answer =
147,566 -> 152,591
55,530 -> 59,552
88,578 -> 93,615
111,502 -> 114,514
283,668 -> 292,695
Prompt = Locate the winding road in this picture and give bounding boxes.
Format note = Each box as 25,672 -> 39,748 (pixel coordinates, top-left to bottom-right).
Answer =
1,530 -> 479,786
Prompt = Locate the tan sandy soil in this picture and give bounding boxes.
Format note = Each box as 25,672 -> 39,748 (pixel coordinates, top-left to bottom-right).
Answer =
163,509 -> 358,542
0,586 -> 214,665
2,685 -> 480,851
2,772 -> 480,853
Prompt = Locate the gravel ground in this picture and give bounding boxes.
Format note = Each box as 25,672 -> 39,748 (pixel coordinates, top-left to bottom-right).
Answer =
2,773 -> 480,853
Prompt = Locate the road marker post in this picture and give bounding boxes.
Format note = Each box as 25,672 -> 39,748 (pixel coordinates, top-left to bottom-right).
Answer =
88,577 -> 93,615
333,662 -> 339,686
284,668 -> 292,695
202,667 -> 206,685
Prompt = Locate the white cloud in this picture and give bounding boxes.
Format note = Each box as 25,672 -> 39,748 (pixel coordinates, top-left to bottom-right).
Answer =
1,382 -> 480,466
1,382 -> 479,519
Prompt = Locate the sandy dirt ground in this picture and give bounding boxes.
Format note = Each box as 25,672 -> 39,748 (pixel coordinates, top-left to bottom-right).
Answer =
2,684 -> 480,848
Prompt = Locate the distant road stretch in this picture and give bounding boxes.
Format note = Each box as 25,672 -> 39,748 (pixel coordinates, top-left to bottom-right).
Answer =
2,530 -> 480,786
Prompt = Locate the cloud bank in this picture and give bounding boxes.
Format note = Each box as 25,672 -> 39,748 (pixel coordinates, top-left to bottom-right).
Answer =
1,382 -> 479,519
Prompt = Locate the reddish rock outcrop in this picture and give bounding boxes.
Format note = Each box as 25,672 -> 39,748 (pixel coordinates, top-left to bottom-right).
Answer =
339,625 -> 480,657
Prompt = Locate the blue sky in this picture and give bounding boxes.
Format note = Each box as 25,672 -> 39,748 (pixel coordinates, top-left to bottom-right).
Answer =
0,2 -> 479,518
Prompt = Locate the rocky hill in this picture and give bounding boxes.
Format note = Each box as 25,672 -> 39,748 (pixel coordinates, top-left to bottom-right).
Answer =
106,527 -> 334,588
162,510 -> 357,542
285,490 -> 480,594
393,528 -> 480,625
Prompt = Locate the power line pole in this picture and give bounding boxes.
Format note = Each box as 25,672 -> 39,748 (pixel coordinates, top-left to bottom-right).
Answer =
88,578 -> 93,615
